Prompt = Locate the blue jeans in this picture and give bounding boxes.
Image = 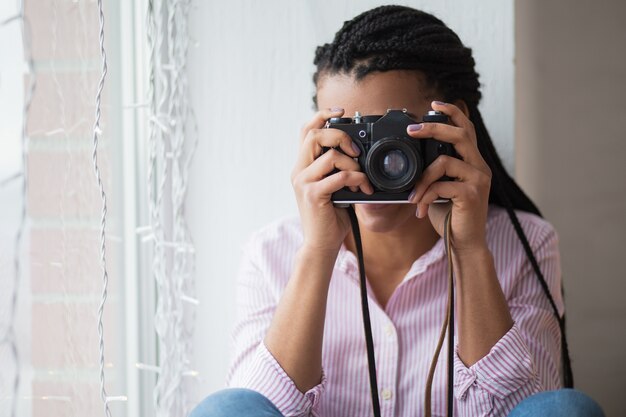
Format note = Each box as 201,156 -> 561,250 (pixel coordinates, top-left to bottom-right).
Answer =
189,388 -> 282,417
189,388 -> 604,417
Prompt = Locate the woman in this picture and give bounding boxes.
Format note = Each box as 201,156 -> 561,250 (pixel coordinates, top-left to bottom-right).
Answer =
191,6 -> 603,417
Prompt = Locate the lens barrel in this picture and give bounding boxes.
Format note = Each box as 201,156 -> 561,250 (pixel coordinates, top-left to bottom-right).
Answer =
365,137 -> 423,192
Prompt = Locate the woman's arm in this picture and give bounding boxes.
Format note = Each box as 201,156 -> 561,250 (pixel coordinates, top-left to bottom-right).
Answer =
263,245 -> 337,392
408,102 -> 562,415
451,220 -> 563,416
227,107 -> 372,416
453,246 -> 514,366
262,107 -> 371,392
407,100 -> 511,364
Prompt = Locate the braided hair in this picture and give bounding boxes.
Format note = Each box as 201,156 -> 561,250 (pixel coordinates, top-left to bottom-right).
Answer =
313,5 -> 573,388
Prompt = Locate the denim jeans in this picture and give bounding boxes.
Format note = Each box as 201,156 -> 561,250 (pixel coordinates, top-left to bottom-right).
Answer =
189,387 -> 604,417
189,388 -> 282,417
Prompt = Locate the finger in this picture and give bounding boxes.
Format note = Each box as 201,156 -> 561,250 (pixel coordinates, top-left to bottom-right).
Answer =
416,181 -> 482,218
423,201 -> 452,232
431,100 -> 474,131
415,181 -> 461,218
408,155 -> 490,204
298,148 -> 362,182
294,128 -> 361,174
407,120 -> 475,147
315,170 -> 374,197
406,122 -> 485,168
305,127 -> 361,158
300,107 -> 345,143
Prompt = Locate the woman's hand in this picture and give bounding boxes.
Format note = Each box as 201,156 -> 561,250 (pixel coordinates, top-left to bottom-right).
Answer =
407,101 -> 492,254
291,108 -> 374,253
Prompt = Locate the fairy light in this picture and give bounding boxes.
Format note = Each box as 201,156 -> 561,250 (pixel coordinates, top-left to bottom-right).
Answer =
2,1 -> 198,414
146,0 -> 198,415
136,362 -> 200,378
0,172 -> 22,188
91,0 -> 113,416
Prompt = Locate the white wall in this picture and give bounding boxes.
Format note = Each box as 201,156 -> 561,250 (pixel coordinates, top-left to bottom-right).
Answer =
185,0 -> 514,401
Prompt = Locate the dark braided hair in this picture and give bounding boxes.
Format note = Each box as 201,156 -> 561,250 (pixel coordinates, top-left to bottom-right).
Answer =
313,5 -> 573,388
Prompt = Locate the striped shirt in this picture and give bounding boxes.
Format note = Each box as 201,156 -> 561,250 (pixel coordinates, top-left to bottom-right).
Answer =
227,205 -> 563,417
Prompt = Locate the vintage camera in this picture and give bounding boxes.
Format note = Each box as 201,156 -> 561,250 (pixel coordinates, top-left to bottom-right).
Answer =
324,109 -> 458,206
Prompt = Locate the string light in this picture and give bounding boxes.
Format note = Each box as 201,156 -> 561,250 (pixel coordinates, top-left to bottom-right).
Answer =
136,362 -> 162,373
0,395 -> 72,403
2,1 -> 198,414
0,172 -> 22,188
105,396 -> 128,403
136,362 -> 200,378
147,0 -> 198,415
91,0 -> 113,416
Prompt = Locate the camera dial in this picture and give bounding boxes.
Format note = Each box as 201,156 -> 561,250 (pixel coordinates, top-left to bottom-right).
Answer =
423,110 -> 448,123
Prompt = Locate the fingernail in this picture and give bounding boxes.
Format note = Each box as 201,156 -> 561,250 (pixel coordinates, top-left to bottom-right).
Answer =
434,101 -> 447,106
408,190 -> 416,201
351,142 -> 361,155
416,205 -> 422,218
330,107 -> 343,112
408,124 -> 423,132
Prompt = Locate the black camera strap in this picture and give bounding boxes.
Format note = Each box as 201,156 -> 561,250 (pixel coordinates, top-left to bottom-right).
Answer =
347,205 -> 382,417
346,205 -> 454,417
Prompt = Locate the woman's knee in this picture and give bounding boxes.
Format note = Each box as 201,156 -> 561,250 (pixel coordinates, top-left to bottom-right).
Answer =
508,388 -> 604,417
189,388 -> 283,417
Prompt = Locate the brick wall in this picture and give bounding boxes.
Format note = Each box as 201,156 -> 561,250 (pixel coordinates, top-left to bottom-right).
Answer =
24,0 -> 125,415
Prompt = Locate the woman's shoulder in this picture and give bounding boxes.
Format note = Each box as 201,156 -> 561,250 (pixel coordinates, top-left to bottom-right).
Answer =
485,205 -> 560,292
241,216 -> 304,274
236,216 -> 304,289
245,215 -> 303,250
486,204 -> 558,252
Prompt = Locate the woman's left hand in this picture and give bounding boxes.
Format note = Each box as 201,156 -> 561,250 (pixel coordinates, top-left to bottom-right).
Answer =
407,100 -> 492,254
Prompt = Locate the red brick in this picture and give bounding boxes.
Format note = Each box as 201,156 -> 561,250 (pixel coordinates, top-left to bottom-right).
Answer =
31,301 -> 119,368
30,227 -> 120,295
26,72 -> 109,140
32,379 -> 124,417
26,0 -> 100,62
27,148 -> 115,219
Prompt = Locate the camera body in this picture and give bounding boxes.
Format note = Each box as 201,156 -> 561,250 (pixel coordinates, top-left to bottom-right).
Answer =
324,109 -> 458,206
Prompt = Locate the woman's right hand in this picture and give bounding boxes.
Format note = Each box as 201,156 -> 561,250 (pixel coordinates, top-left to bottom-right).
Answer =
291,108 -> 374,253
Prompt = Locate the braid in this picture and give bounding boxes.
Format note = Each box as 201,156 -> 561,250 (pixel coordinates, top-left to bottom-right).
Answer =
314,6 -> 480,107
313,5 -> 574,388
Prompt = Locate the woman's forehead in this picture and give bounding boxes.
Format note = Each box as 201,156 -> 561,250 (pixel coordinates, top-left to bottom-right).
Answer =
316,70 -> 438,116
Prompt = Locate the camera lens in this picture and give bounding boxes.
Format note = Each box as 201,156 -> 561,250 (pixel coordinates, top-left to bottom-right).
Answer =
365,137 -> 423,192
382,150 -> 408,179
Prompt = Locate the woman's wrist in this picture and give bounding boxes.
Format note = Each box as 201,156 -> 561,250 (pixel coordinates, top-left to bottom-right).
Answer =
451,242 -> 494,284
295,243 -> 340,282
300,240 -> 342,260
452,241 -> 491,263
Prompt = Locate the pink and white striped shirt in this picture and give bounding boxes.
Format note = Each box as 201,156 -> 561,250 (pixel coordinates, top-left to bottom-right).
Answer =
227,205 -> 563,417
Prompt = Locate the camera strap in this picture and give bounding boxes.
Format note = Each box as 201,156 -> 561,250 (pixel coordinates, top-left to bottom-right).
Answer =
347,206 -> 454,417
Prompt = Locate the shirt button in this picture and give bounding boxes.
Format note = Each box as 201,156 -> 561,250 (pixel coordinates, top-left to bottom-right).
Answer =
381,388 -> 393,400
385,324 -> 394,337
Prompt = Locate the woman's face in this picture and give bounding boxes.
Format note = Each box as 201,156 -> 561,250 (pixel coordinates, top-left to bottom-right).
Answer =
315,69 -> 441,233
